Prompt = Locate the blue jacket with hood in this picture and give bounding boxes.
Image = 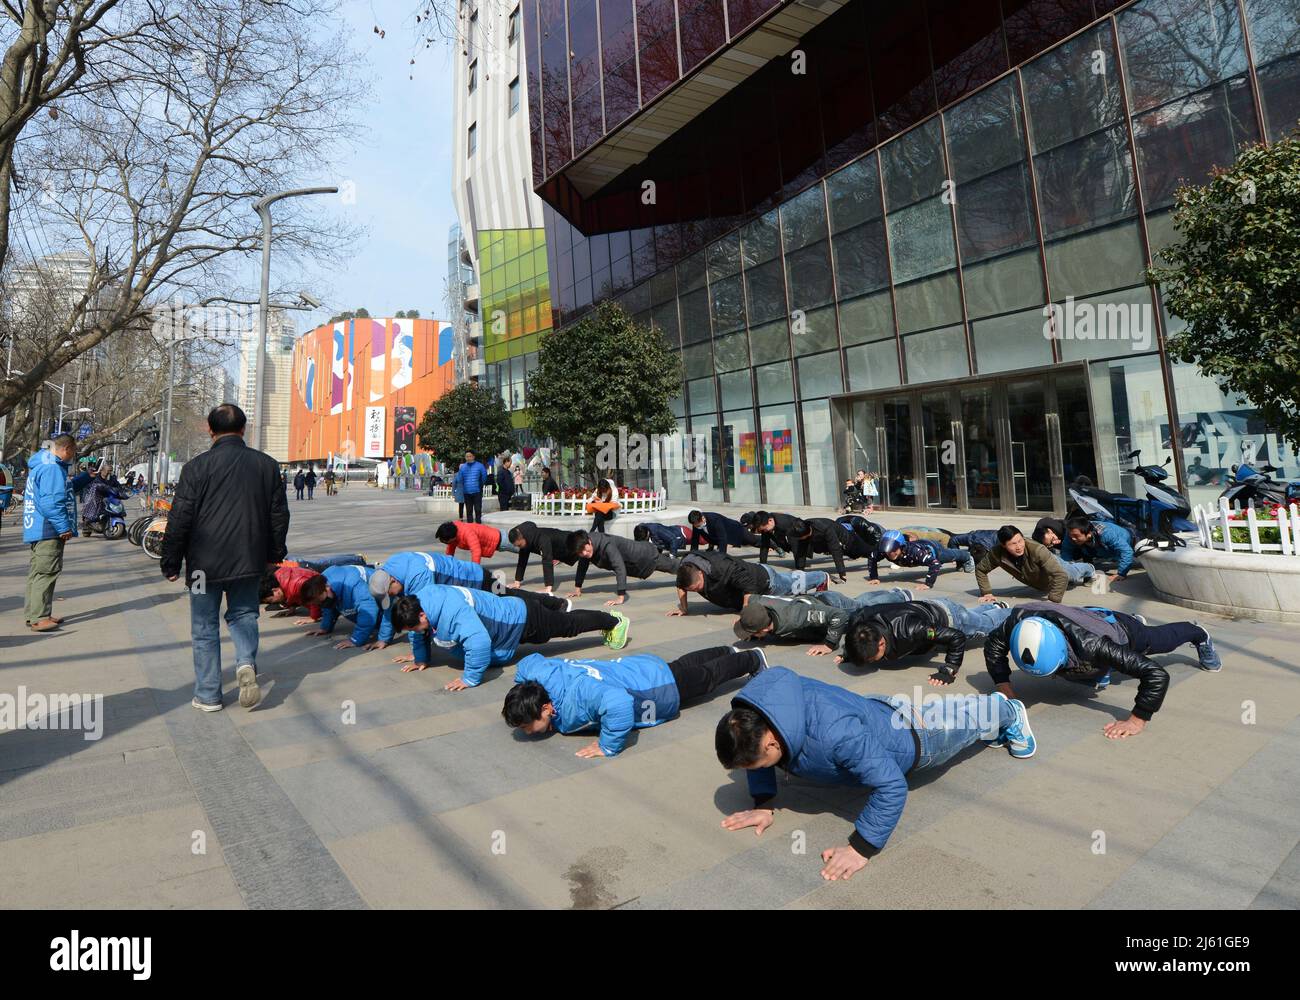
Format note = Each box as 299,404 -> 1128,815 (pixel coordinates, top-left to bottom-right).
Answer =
1060,519 -> 1135,576
23,450 -> 91,542
513,652 -> 680,756
730,667 -> 918,858
382,550 -> 484,594
319,564 -> 392,646
407,584 -> 528,685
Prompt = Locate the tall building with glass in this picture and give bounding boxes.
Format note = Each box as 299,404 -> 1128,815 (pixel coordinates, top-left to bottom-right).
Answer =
518,0 -> 1299,512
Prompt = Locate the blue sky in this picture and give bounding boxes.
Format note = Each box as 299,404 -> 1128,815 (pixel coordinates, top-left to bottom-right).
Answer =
290,0 -> 459,330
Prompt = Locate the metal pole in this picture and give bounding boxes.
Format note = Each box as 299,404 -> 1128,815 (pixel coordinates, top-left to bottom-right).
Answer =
161,338 -> 177,486
252,186 -> 337,454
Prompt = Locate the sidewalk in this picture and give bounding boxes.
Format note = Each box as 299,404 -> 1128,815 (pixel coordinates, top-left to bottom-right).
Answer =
1,490 -> 1296,909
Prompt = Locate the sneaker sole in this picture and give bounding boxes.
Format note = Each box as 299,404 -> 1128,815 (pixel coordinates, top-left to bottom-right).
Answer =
1008,701 -> 1036,758
192,698 -> 223,713
236,665 -> 261,708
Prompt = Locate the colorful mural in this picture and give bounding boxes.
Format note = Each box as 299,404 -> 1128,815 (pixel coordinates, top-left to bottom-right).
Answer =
289,317 -> 455,462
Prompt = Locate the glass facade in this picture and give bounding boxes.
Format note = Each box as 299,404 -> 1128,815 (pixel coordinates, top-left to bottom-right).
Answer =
522,0 -> 1300,509
477,228 -> 553,423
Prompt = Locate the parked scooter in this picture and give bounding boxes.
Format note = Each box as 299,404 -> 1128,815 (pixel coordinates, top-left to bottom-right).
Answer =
84,490 -> 128,539
1067,450 -> 1194,548
1220,442 -> 1300,509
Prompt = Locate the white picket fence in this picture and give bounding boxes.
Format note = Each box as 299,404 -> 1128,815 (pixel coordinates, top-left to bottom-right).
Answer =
532,488 -> 668,517
1194,499 -> 1300,556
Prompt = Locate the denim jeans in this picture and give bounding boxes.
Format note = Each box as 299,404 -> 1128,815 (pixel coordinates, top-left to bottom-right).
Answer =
762,563 -> 829,595
815,588 -> 911,612
290,553 -> 367,571
1054,554 -> 1094,583
920,596 -> 1014,637
493,528 -> 521,554
948,530 -> 998,551
190,577 -> 260,706
930,544 -> 973,568
877,693 -> 1015,770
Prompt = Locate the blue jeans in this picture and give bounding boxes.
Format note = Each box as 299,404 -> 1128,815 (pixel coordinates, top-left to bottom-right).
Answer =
930,544 -> 973,568
190,578 -> 260,706
948,530 -> 998,551
290,553 -> 366,570
920,596 -> 1013,637
816,588 -> 912,611
1054,554 -> 1094,583
878,694 -> 1015,770
762,563 -> 829,595
494,528 -> 521,554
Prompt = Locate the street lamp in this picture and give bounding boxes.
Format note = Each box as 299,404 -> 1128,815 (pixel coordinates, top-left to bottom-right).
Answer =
251,187 -> 337,453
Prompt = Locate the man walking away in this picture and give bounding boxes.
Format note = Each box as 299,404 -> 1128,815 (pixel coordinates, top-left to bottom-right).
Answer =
160,404 -> 290,712
293,468 -> 305,500
497,457 -> 516,511
23,435 -> 91,631
304,467 -> 317,499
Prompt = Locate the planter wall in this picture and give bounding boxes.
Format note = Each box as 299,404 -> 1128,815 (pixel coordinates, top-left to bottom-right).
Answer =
1139,546 -> 1300,623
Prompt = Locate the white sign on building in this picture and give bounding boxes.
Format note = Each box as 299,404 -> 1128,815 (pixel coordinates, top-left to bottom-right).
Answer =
364,406 -> 385,458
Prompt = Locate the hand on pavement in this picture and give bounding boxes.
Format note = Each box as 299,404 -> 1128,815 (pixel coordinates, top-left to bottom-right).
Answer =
721,809 -> 775,836
575,740 -> 606,758
806,644 -> 834,656
820,845 -> 869,881
1103,715 -> 1146,739
444,678 -> 471,692
400,661 -> 428,673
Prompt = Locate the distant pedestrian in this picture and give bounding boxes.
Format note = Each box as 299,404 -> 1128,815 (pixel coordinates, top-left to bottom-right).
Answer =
457,450 -> 487,523
496,457 -> 516,511
541,465 -> 560,496
293,468 -> 305,500
305,467 -> 317,499
160,404 -> 290,712
23,435 -> 91,631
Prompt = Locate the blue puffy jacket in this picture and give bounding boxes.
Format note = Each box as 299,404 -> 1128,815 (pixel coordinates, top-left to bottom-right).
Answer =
23,450 -> 91,542
458,460 -> 487,494
732,667 -> 917,856
382,550 -> 484,594
407,584 -> 528,685
319,564 -> 392,646
513,652 -> 680,756
1061,520 -> 1135,576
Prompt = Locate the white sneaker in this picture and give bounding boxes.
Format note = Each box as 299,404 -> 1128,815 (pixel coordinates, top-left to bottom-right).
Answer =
192,697 -> 223,713
236,664 -> 261,709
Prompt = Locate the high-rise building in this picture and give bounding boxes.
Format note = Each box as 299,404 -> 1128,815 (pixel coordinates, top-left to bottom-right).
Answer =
518,0 -> 1300,511
451,0 -> 553,430
239,309 -> 296,462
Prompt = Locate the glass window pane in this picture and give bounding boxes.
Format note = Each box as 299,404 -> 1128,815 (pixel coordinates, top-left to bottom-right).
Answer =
744,258 -> 788,324
740,209 -> 782,266
1022,25 -> 1125,153
682,342 -> 713,378
725,408 -> 762,504
1045,221 -> 1146,300
882,118 -> 946,209
846,340 -> 901,391
780,184 -> 829,252
831,219 -> 891,299
971,307 -> 1055,374
903,324 -> 969,383
755,361 -> 794,404
797,351 -> 843,400
887,197 -> 957,284
1087,354 -> 1174,496
719,370 -> 753,409
713,331 -> 751,373
838,291 -> 896,346
759,404 -> 803,505
826,155 -> 882,234
709,273 -> 746,334
790,304 -> 839,356
680,287 -> 712,344
1055,285 -> 1159,362
688,376 -> 717,414
785,241 -> 835,312
1118,0 -> 1248,114
707,232 -> 742,281
962,248 -> 1045,319
1034,126 -> 1137,241
1244,0 -> 1300,141
748,319 -> 791,365
894,271 -> 963,334
801,400 -> 839,505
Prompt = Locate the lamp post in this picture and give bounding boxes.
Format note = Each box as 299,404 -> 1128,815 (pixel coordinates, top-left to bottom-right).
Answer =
251,187 -> 337,453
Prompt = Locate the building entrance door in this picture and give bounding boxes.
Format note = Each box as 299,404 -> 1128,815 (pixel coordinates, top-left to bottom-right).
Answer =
835,364 -> 1097,516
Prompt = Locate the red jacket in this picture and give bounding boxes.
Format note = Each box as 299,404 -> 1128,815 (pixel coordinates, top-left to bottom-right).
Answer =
444,521 -> 501,563
276,564 -> 323,620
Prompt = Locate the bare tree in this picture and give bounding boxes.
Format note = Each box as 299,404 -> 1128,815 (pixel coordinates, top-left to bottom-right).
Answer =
0,0 -> 365,421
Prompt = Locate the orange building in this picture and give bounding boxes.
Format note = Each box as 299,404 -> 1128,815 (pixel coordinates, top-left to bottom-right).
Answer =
288,317 -> 455,462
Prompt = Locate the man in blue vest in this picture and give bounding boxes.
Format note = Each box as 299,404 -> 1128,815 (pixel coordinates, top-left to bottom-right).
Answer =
503,645 -> 767,758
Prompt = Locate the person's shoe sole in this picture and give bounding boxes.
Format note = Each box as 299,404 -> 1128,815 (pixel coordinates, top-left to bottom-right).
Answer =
1007,699 -> 1036,759
236,664 -> 261,708
29,620 -> 59,632
564,599 -> 573,613
192,697 -> 223,713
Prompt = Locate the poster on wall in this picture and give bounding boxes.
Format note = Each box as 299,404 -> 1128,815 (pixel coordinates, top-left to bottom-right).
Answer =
393,405 -> 416,456
390,319 -> 414,392
369,320 -> 387,401
364,406 -> 385,458
738,432 -> 758,474
762,430 -> 793,474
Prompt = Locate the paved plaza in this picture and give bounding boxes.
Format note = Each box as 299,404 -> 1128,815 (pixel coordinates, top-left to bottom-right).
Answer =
1,489 -> 1297,909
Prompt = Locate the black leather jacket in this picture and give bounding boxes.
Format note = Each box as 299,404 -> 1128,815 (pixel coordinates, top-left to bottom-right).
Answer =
852,601 -> 969,676
984,606 -> 1169,720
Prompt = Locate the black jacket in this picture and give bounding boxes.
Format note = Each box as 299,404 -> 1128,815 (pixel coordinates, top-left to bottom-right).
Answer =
160,435 -> 289,586
681,551 -> 771,610
512,520 -> 576,589
984,604 -> 1169,720
542,475 -> 560,495
853,601 -> 969,676
690,512 -> 760,554
757,512 -> 799,564
496,468 -> 516,503
792,517 -> 851,576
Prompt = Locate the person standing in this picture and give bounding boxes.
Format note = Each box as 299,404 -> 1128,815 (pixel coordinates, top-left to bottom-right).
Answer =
496,457 -> 516,511
23,435 -> 91,631
304,466 -> 317,499
458,450 -> 487,523
293,468 -> 305,500
160,404 -> 290,712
